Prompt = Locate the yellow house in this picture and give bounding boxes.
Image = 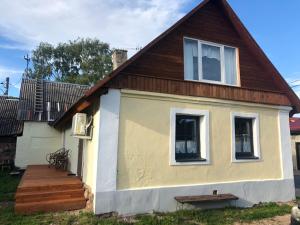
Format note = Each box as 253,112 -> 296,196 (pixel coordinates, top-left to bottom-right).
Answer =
52,0 -> 300,215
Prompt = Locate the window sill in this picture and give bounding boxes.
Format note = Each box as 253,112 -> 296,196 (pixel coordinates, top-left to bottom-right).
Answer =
232,156 -> 260,163
176,158 -> 207,163
184,78 -> 240,88
170,158 -> 210,166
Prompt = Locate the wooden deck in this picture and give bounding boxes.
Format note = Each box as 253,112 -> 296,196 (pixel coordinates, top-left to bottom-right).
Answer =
15,165 -> 86,214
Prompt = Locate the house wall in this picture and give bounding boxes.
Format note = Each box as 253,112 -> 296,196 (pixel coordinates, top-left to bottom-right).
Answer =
82,106 -> 100,191
63,125 -> 79,175
117,90 -> 283,189
291,134 -> 300,171
93,89 -> 294,215
15,122 -> 62,168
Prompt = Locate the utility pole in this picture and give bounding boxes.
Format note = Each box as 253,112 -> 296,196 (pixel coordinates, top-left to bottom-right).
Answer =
24,54 -> 30,78
0,77 -> 9,95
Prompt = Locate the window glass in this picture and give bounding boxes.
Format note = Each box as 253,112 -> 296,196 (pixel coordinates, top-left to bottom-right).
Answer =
224,47 -> 237,85
235,117 -> 254,158
202,44 -> 221,81
175,115 -> 200,161
184,39 -> 199,80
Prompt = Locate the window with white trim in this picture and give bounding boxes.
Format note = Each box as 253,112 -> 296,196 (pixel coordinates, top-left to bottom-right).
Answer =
170,108 -> 210,165
184,38 -> 239,86
175,115 -> 201,161
231,113 -> 260,161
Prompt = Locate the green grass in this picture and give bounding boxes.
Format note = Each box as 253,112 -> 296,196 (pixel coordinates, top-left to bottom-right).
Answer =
0,171 -> 21,201
0,203 -> 292,225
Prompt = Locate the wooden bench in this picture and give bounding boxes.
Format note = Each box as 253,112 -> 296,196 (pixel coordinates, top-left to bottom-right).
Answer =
175,194 -> 238,204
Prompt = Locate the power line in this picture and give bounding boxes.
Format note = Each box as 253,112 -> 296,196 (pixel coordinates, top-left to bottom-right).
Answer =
0,77 -> 9,95
290,80 -> 300,84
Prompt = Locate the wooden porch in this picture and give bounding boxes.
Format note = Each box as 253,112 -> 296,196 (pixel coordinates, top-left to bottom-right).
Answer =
15,165 -> 86,214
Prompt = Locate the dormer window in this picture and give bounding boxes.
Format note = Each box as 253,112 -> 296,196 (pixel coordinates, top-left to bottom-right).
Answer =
184,38 -> 239,86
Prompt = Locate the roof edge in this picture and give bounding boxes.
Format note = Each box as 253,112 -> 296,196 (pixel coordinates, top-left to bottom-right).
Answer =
218,0 -> 300,114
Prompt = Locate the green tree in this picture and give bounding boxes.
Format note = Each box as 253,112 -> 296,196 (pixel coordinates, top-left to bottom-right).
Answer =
28,38 -> 113,85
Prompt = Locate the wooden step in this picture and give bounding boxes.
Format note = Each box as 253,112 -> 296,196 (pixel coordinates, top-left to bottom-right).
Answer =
17,181 -> 83,193
15,197 -> 87,214
16,189 -> 85,203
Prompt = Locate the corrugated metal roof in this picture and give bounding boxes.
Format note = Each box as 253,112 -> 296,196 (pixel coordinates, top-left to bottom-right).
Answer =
18,79 -> 89,121
0,96 -> 23,136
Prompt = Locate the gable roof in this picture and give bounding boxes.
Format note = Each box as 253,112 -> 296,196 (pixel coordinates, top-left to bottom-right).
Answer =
0,96 -> 23,136
53,0 -> 300,127
18,79 -> 90,122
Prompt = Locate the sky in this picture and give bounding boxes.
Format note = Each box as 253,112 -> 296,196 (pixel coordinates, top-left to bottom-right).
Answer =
0,0 -> 300,97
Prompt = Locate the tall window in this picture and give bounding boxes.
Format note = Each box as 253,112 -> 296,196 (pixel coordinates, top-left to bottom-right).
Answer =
235,118 -> 254,159
184,38 -> 238,86
184,39 -> 199,80
175,115 -> 200,161
232,113 -> 260,161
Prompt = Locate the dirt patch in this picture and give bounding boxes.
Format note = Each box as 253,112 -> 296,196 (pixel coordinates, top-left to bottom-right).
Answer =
235,214 -> 290,225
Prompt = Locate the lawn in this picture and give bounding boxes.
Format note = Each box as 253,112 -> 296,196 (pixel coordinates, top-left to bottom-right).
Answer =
0,203 -> 292,225
0,172 -> 293,225
0,171 -> 21,201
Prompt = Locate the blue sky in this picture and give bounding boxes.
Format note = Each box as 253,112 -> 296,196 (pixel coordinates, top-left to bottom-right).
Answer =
0,0 -> 299,97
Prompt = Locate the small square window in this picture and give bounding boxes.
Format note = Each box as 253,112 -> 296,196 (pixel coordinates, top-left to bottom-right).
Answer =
170,108 -> 210,165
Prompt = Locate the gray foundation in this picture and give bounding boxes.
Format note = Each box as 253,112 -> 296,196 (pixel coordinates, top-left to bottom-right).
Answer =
94,179 -> 295,215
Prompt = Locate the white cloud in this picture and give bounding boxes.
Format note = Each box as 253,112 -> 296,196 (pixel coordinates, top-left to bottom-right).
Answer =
0,0 -> 192,56
0,66 -> 23,76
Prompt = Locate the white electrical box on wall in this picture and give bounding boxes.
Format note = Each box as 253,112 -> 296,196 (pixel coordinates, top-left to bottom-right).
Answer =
72,113 -> 87,136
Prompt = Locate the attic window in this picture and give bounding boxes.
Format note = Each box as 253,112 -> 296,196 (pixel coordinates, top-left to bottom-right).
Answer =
184,38 -> 239,86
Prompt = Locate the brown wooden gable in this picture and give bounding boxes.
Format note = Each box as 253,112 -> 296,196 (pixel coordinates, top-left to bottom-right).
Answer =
53,0 -> 300,128
116,0 -> 278,91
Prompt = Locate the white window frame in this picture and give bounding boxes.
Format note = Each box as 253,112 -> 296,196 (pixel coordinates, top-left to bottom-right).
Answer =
170,108 -> 210,166
183,37 -> 241,87
231,112 -> 260,163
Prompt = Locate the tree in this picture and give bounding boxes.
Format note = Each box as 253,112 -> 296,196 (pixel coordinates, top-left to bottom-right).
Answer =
27,38 -> 113,85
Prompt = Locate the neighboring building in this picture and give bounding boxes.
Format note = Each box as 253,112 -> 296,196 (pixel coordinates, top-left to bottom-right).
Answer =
22,0 -> 299,215
15,79 -> 89,174
0,96 -> 23,169
290,117 -> 300,171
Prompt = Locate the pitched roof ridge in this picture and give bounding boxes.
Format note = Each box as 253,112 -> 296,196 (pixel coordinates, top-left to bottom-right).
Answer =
22,78 -> 90,88
85,0 -> 212,97
53,0 -> 300,127
0,95 -> 19,99
85,0 -> 300,113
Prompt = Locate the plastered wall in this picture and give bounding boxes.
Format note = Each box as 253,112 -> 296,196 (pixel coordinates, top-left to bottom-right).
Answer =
15,122 -> 62,168
117,91 -> 283,189
63,126 -> 79,174
82,106 -> 100,191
